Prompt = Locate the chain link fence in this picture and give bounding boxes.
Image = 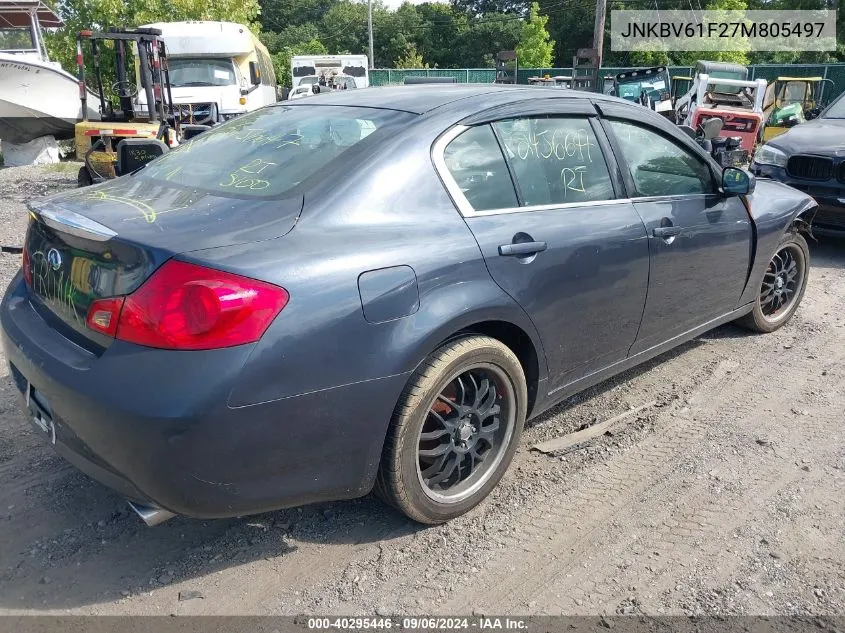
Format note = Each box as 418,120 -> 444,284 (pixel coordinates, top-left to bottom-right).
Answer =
370,64 -> 845,103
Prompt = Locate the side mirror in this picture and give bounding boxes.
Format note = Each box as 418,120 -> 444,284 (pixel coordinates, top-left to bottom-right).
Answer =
722,167 -> 755,195
249,61 -> 261,86
678,125 -> 696,140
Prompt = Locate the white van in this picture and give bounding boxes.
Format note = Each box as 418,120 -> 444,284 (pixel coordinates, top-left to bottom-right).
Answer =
137,21 -> 278,124
291,55 -> 369,93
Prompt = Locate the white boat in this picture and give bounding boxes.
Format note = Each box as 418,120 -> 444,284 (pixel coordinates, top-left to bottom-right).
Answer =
0,0 -> 98,145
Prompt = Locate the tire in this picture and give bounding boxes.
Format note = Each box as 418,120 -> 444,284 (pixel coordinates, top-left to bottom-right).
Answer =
736,230 -> 809,333
77,165 -> 93,188
376,335 -> 527,524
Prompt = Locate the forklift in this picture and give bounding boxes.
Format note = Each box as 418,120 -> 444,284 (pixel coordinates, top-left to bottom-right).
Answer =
761,76 -> 835,142
74,27 -> 202,187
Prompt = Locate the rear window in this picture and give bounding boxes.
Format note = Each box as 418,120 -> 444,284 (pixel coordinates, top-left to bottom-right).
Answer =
140,105 -> 412,198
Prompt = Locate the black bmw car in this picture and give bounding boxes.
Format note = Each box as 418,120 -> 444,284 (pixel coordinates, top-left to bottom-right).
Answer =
751,91 -> 845,235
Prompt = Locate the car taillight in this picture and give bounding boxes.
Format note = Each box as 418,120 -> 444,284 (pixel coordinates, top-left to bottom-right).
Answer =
22,248 -> 32,287
86,297 -> 125,337
85,260 -> 288,350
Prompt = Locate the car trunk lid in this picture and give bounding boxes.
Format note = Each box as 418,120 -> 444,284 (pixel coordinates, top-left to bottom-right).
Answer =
24,176 -> 303,349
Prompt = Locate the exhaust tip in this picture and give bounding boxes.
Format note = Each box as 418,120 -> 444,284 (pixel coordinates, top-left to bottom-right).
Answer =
127,500 -> 176,527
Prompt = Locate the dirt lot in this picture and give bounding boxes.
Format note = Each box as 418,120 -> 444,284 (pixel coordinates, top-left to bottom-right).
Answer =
0,164 -> 842,616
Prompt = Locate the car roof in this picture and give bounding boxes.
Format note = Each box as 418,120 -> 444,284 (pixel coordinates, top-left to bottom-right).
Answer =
290,84 -> 614,115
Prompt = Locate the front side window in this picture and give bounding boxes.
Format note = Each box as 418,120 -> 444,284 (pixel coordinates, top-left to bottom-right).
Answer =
493,116 -> 615,206
168,58 -> 237,88
607,119 -> 715,197
443,125 -> 518,212
141,105 -> 412,198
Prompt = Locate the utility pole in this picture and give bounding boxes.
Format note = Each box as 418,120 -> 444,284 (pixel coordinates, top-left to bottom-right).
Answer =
368,0 -> 374,70
592,0 -> 606,69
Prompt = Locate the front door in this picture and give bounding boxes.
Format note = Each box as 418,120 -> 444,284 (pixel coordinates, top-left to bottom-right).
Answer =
438,113 -> 650,392
602,118 -> 752,354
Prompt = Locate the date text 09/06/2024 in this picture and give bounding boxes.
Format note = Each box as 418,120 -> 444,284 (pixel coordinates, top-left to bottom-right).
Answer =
306,617 -> 529,630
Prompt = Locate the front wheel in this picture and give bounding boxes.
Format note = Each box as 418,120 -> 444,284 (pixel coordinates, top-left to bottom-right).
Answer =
376,336 -> 527,524
736,231 -> 809,333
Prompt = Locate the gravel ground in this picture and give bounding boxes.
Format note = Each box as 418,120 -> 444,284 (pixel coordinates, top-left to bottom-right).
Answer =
0,164 -> 842,616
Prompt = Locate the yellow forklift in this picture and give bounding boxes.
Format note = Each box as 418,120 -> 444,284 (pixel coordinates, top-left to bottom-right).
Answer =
74,27 -> 186,187
761,76 -> 835,142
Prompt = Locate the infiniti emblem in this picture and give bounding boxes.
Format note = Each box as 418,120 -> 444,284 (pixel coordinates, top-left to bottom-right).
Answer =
47,248 -> 62,271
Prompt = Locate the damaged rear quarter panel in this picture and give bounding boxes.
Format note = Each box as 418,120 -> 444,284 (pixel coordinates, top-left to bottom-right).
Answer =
739,179 -> 818,306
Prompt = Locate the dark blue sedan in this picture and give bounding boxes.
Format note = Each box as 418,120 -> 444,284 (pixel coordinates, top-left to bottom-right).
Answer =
1,86 -> 818,525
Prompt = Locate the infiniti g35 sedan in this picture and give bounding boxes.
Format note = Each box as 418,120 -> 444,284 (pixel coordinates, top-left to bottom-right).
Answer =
1,86 -> 817,526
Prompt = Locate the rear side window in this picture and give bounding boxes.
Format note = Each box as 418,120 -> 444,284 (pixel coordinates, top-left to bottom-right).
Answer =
443,125 -> 518,211
141,105 -> 412,198
493,117 -> 615,206
607,119 -> 715,197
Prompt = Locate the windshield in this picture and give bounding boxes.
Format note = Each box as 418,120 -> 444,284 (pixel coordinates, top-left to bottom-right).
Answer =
709,71 -> 745,95
780,81 -> 808,104
618,79 -> 668,101
140,105 -> 413,198
168,58 -> 237,88
299,76 -> 318,85
0,28 -> 35,51
823,93 -> 845,118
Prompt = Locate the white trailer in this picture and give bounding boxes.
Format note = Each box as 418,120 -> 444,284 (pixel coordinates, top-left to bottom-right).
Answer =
136,21 -> 279,124
291,55 -> 369,93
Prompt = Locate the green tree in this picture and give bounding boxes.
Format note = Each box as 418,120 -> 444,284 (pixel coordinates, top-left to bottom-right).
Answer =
415,3 -> 470,68
319,1 -> 370,61
394,42 -> 428,68
461,14 -> 521,67
516,2 -> 553,68
259,0 -> 334,34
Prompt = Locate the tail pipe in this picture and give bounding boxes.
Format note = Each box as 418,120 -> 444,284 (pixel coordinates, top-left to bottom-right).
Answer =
127,501 -> 176,527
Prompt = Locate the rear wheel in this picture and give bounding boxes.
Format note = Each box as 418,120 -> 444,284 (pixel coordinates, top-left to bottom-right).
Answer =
736,231 -> 809,333
376,336 -> 527,524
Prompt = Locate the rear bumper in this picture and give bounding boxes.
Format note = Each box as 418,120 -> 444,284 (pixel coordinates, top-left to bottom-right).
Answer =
1,274 -> 406,519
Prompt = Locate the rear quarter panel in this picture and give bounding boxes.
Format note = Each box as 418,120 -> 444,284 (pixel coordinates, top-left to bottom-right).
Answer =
183,117 -> 548,408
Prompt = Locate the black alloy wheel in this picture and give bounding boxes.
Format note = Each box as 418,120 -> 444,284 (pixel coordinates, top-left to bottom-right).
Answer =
760,244 -> 802,320
416,364 -> 514,503
737,230 -> 810,333
376,335 -> 527,524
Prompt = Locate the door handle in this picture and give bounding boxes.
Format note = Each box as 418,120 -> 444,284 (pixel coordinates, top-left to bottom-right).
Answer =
653,226 -> 682,239
498,241 -> 548,257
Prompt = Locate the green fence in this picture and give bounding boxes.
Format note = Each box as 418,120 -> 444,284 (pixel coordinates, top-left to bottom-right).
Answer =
370,64 -> 845,102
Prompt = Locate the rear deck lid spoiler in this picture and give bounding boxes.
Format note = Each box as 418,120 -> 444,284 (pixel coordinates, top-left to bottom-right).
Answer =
28,202 -> 117,242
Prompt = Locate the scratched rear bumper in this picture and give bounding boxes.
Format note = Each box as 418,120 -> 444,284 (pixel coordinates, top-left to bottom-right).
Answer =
1,272 -> 399,518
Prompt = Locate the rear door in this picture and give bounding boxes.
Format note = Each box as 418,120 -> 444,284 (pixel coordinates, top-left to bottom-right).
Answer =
436,105 -> 650,392
600,114 -> 752,354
